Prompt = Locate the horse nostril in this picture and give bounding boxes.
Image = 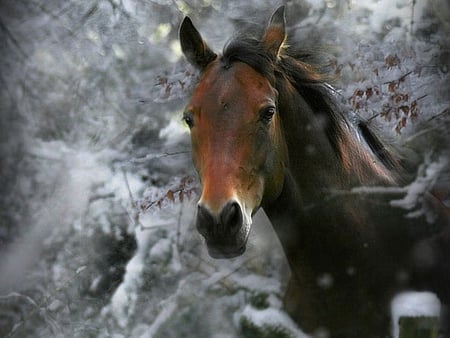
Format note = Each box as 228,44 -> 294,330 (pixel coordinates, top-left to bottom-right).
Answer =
196,201 -> 243,239
220,201 -> 243,237
196,204 -> 215,237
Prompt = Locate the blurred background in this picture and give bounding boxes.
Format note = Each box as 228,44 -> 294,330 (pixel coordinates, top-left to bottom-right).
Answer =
0,0 -> 449,337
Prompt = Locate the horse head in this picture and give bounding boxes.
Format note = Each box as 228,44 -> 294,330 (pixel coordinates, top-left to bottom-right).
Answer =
179,7 -> 288,258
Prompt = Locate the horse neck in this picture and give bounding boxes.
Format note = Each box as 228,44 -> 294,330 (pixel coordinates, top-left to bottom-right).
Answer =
265,78 -> 402,280
277,84 -> 346,203
263,169 -> 305,261
277,82 -> 396,205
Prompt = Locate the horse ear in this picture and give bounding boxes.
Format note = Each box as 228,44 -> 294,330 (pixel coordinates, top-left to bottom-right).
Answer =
179,17 -> 217,69
262,6 -> 287,60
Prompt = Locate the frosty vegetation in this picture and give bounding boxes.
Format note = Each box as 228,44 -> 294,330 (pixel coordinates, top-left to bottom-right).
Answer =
0,0 -> 449,337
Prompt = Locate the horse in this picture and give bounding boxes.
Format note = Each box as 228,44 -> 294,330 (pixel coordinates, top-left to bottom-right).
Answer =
179,6 -> 450,337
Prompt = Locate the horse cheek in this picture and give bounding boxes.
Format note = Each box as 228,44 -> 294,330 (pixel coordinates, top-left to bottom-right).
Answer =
190,131 -> 204,178
255,126 -> 285,203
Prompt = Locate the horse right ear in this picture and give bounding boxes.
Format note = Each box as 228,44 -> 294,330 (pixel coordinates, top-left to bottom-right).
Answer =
179,17 -> 217,70
262,6 -> 287,61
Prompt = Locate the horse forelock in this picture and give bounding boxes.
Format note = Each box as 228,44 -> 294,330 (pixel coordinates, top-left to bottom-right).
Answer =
221,36 -> 324,85
222,37 -> 275,83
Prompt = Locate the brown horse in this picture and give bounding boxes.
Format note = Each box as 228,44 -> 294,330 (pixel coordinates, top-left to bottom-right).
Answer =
179,7 -> 450,338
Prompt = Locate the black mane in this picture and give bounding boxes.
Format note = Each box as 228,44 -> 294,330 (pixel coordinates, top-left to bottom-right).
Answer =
222,35 -> 323,85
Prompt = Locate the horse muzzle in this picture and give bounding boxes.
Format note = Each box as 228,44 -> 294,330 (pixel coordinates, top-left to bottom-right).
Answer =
196,200 -> 251,258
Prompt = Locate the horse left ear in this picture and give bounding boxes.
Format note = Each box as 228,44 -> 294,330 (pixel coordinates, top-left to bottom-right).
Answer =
262,6 -> 287,61
179,17 -> 217,70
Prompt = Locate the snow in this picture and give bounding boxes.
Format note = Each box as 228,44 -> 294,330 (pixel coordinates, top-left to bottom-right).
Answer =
391,292 -> 441,338
344,154 -> 449,222
149,238 -> 172,262
351,0 -> 419,34
240,305 -> 310,338
139,296 -> 178,338
159,114 -> 190,147
110,227 -> 154,327
390,154 -> 448,221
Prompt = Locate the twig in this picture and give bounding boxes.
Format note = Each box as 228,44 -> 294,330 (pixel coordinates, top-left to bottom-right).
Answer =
130,150 -> 190,164
140,296 -> 178,338
367,112 -> 381,123
122,169 -> 142,229
88,192 -> 115,203
330,186 -> 408,196
427,107 -> 450,122
0,18 -> 27,59
176,202 -> 184,255
401,126 -> 441,145
383,71 -> 413,85
122,170 -> 137,209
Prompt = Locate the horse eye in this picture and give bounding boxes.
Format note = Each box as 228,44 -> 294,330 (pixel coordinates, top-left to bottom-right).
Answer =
182,111 -> 194,128
260,106 -> 276,123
